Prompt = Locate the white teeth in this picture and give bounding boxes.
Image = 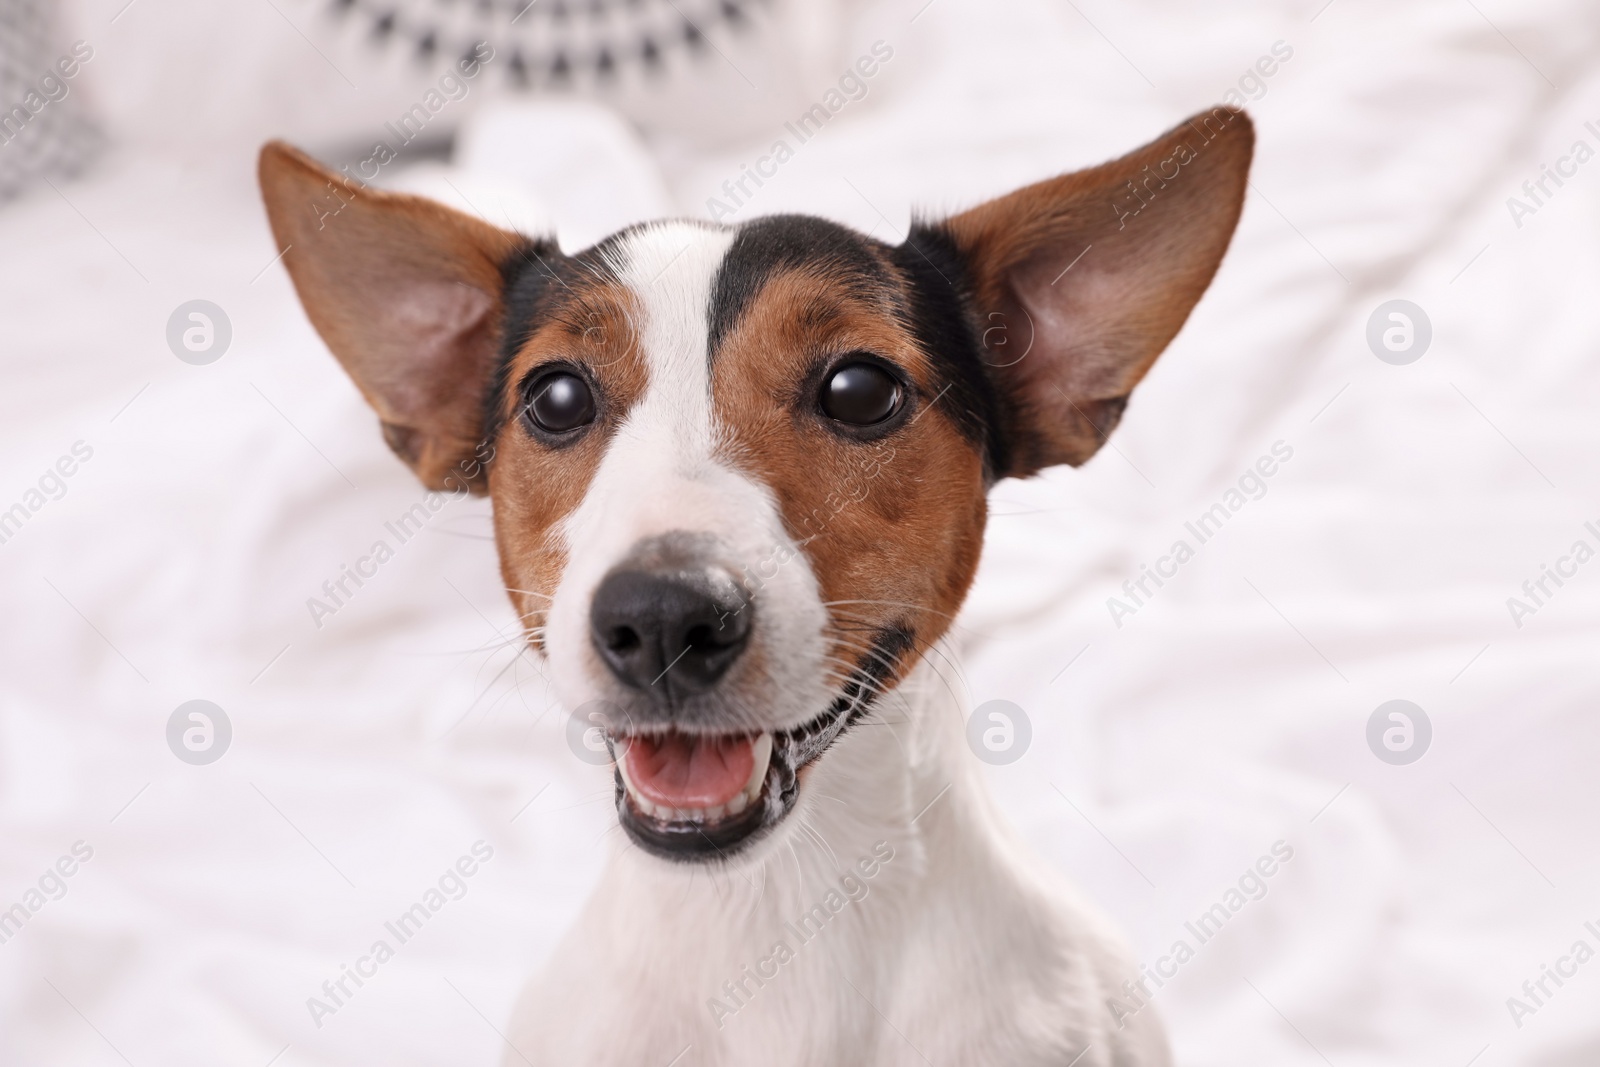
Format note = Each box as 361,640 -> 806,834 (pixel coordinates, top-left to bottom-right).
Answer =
746,733 -> 773,797
618,732 -> 773,824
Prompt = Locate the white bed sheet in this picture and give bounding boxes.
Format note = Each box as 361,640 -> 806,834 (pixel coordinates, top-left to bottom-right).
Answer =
2,1 -> 1598,1064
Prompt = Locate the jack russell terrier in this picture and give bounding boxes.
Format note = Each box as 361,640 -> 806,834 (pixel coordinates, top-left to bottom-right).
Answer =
260,105 -> 1252,1066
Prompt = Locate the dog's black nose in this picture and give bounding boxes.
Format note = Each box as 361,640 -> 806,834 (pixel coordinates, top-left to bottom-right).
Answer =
589,566 -> 751,693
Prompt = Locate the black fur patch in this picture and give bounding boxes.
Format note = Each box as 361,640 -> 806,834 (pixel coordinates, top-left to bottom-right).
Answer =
837,622 -> 916,725
481,236 -> 616,450
706,214 -> 895,360
890,222 -> 1011,480
860,623 -> 916,698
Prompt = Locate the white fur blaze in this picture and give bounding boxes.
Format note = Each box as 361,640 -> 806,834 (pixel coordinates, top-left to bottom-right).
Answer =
543,222 -> 833,734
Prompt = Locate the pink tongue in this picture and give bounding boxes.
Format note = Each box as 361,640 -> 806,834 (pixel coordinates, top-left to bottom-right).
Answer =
624,733 -> 755,810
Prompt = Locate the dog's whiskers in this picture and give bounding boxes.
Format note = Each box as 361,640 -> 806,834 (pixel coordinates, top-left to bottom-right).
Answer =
821,598 -> 965,625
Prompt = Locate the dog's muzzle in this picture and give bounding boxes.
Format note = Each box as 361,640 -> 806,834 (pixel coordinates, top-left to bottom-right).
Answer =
579,532 -> 849,863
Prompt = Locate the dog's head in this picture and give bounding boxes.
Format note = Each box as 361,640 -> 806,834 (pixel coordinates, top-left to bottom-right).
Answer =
260,109 -> 1251,863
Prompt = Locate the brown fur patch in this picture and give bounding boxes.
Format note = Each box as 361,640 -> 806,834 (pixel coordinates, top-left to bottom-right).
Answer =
490,281 -> 648,645
711,265 -> 989,696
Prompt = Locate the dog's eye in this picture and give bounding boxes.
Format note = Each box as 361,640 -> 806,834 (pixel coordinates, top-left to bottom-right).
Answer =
821,362 -> 901,426
525,372 -> 595,434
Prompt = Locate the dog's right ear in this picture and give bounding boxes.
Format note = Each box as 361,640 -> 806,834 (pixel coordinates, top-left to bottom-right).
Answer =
259,141 -> 530,492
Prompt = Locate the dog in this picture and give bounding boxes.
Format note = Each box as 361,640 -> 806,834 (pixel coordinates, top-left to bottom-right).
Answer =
260,104 -> 1252,1066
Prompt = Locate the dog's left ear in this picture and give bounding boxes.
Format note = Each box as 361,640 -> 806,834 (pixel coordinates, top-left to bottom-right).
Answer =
937,107 -> 1254,478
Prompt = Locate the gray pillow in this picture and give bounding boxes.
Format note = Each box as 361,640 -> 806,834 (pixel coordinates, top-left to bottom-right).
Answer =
0,1 -> 102,203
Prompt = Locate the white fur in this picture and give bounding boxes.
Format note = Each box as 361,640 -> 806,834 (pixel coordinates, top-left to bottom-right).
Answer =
515,222 -> 1170,1065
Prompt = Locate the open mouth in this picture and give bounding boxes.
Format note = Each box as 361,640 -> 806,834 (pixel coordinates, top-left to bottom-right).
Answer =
608,698 -> 860,861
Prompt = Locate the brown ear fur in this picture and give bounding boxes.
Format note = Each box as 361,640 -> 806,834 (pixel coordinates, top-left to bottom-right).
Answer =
943,107 -> 1254,477
258,141 -> 526,491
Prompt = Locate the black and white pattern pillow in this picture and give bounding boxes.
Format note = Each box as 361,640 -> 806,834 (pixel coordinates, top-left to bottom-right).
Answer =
0,0 -> 102,203
316,0 -> 845,153
330,0 -> 769,89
